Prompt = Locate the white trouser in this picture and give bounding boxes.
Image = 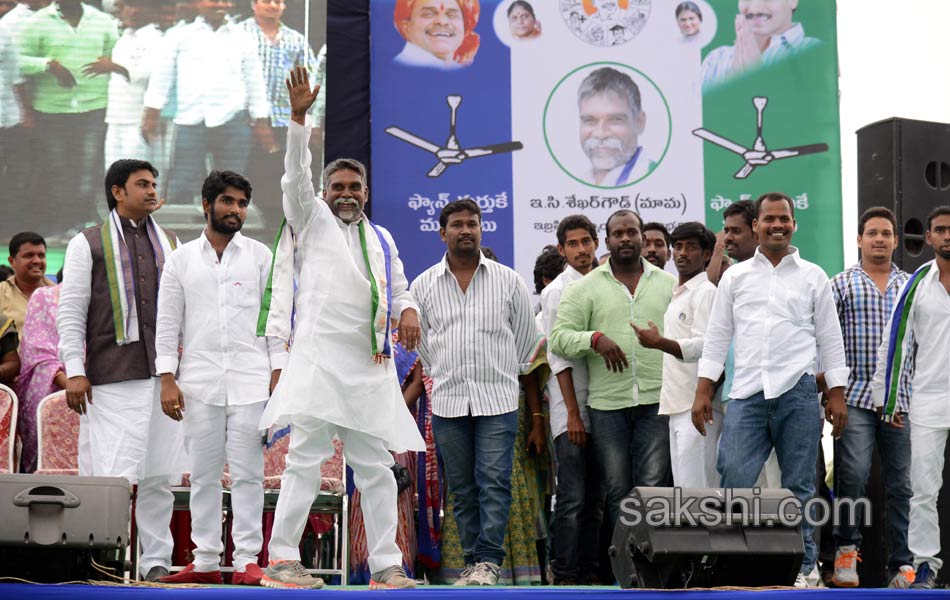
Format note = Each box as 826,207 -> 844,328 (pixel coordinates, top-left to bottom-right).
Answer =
269,417 -> 400,574
81,378 -> 184,573
182,399 -> 265,572
909,422 -> 947,572
105,122 -> 152,171
669,407 -> 722,488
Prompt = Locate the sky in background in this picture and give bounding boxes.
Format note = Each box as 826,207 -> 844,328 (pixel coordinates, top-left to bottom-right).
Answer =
837,0 -> 950,265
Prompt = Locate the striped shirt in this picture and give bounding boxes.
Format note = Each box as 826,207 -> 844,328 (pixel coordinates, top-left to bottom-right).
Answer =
241,19 -> 320,128
412,252 -> 537,418
832,262 -> 912,412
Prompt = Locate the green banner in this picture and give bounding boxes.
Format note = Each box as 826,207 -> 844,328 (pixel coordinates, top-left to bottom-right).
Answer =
700,0 -> 842,275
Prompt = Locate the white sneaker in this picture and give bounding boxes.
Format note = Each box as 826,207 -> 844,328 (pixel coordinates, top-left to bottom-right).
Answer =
889,565 -> 916,589
453,565 -> 476,586
794,566 -> 822,588
832,545 -> 860,587
468,562 -> 501,586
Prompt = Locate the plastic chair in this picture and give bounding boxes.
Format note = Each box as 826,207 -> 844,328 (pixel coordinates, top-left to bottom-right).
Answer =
0,384 -> 18,473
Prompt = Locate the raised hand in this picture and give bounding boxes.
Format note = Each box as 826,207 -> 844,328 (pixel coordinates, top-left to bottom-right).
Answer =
286,65 -> 321,126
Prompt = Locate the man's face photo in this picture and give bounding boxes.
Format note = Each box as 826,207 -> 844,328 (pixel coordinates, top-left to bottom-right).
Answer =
398,0 -> 465,61
579,89 -> 645,177
737,0 -> 797,39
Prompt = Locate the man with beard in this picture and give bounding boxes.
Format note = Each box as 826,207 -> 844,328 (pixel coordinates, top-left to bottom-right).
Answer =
550,209 -> 675,538
412,198 -> 536,586
153,170 -> 284,585
393,0 -> 480,69
870,206 -> 950,589
257,67 -> 423,590
633,222 -> 719,487
540,215 -> 604,585
693,192 -> 848,588
642,222 -> 671,270
722,199 -> 758,262
577,67 -> 655,187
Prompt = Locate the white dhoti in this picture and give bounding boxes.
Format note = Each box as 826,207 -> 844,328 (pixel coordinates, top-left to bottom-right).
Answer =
80,377 -> 186,573
182,399 -> 265,572
105,123 -> 152,171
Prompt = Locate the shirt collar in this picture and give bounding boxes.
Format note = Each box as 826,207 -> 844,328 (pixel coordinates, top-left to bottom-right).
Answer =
200,229 -> 245,252
437,249 -> 487,277
599,256 -> 657,279
769,22 -> 806,50
851,261 -> 904,289
678,270 -> 709,292
335,212 -> 366,228
196,16 -> 233,31
752,246 -> 801,268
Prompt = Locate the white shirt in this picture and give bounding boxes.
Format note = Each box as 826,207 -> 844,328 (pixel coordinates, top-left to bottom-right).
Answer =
0,24 -> 21,128
413,252 -> 538,418
698,247 -> 848,400
154,231 -> 287,406
540,265 -> 591,439
105,23 -> 162,125
393,41 -> 461,70
660,271 -> 717,415
334,215 -> 417,318
701,23 -> 820,92
144,17 -> 269,126
872,264 -> 950,427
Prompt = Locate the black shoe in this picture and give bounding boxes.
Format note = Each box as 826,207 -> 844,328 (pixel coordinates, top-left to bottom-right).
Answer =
142,566 -> 169,582
911,562 -> 936,589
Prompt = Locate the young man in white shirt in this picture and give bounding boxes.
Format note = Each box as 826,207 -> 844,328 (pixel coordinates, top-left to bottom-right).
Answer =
96,0 -> 163,168
539,214 -> 603,585
692,192 -> 849,588
634,222 -> 719,487
870,205 -> 950,589
154,170 -> 285,586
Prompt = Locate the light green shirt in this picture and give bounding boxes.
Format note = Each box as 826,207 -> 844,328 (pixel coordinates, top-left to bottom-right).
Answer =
549,258 -> 675,411
18,3 -> 118,114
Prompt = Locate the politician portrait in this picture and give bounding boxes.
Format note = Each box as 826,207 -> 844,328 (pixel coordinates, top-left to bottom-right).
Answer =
393,0 -> 481,69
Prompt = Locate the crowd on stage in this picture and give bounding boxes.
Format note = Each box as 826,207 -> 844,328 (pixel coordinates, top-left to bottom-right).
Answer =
1,1 -> 950,594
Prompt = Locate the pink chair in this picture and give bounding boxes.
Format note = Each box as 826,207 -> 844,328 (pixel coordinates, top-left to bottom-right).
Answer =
0,384 -> 18,473
263,432 -> 348,584
34,391 -> 78,475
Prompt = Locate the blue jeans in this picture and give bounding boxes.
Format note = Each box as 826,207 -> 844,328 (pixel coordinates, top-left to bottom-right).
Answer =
168,112 -> 253,205
590,403 -> 671,533
551,432 -> 604,582
718,374 -> 822,574
833,405 -> 913,572
432,410 -> 518,566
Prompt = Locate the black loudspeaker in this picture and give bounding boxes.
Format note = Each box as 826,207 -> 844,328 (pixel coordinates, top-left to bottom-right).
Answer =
609,487 -> 804,589
856,117 -> 950,271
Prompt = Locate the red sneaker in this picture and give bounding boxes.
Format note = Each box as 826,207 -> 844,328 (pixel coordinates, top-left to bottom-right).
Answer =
233,563 -> 265,586
159,563 -> 223,584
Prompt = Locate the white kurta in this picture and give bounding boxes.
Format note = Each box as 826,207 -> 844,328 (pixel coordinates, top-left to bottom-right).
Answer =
258,120 -> 425,453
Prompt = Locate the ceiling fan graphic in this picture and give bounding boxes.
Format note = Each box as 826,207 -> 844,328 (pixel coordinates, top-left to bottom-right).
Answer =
385,95 -> 523,178
692,96 -> 828,179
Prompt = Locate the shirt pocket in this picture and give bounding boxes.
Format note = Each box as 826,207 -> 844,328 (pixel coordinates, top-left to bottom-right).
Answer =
776,286 -> 814,325
232,280 -> 261,310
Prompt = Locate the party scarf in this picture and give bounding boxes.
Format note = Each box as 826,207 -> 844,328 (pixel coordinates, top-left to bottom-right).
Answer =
101,210 -> 176,345
258,216 -> 393,360
882,261 -> 932,421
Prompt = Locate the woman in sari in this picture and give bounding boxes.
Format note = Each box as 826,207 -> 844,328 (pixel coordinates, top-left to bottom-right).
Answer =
15,273 -> 64,472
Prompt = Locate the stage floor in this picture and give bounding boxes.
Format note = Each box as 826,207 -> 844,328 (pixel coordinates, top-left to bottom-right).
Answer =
3,585 -> 950,598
